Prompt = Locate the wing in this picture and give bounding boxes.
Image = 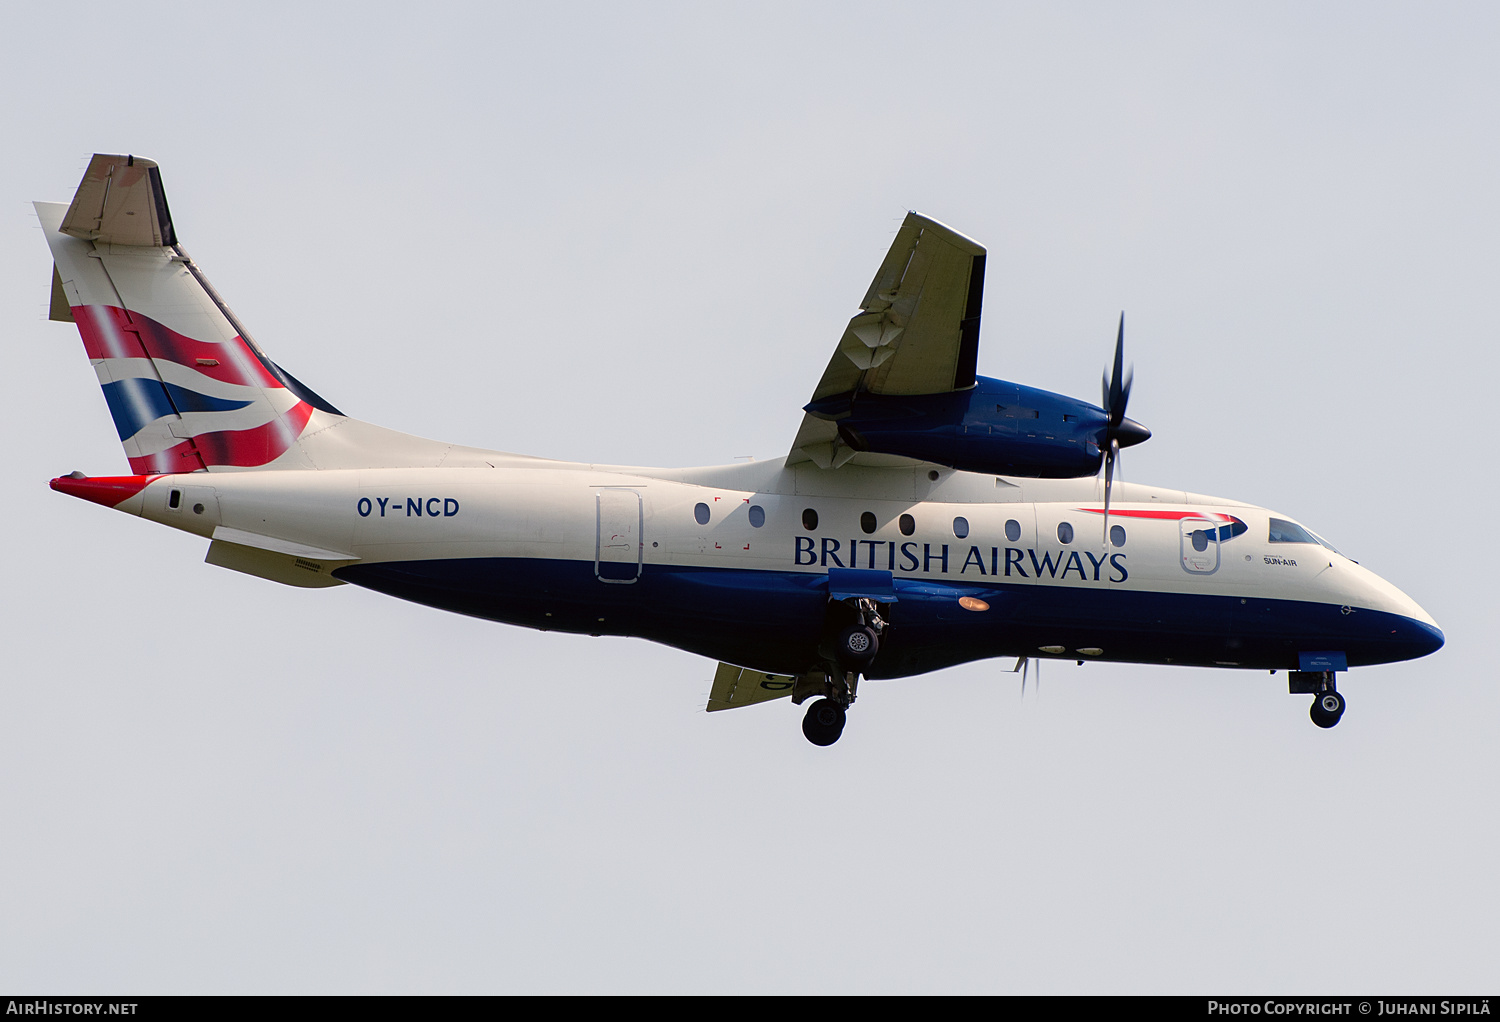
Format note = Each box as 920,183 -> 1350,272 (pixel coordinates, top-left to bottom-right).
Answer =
788,212 -> 987,468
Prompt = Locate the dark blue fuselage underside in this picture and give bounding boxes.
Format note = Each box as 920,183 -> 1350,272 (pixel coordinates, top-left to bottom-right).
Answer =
333,558 -> 1443,678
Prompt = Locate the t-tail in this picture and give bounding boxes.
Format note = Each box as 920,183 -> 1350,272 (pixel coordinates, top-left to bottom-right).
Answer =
37,154 -> 344,474
37,154 -> 503,485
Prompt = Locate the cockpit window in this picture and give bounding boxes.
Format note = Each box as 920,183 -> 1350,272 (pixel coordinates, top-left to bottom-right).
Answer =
1268,518 -> 1319,544
1309,530 -> 1342,556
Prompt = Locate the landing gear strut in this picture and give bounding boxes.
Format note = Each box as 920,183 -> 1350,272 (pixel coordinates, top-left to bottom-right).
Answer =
795,598 -> 887,746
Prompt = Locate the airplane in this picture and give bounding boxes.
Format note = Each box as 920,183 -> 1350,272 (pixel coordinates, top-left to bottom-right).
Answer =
35,154 -> 1444,746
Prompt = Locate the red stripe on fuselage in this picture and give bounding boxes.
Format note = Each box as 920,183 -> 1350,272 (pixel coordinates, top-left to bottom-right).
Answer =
1075,507 -> 1237,522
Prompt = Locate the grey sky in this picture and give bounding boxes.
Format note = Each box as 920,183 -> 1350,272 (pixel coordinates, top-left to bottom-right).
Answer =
1,2 -> 1494,992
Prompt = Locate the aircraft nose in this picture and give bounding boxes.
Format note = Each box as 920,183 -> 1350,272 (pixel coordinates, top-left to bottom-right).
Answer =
1400,617 -> 1445,660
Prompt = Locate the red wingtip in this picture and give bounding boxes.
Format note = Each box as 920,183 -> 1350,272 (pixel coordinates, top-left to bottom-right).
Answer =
49,474 -> 159,508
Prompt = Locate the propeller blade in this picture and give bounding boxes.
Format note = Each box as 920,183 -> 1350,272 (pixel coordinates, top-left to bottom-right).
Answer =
1108,313 -> 1126,426
1102,437 -> 1118,547
1010,656 -> 1028,699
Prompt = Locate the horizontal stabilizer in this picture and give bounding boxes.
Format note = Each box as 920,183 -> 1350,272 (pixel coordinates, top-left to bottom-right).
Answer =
706,662 -> 796,712
205,534 -> 353,589
60,154 -> 177,247
211,525 -> 355,561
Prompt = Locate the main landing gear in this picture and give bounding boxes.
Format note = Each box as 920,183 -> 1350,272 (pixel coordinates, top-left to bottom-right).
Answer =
802,698 -> 847,746
795,670 -> 859,747
1289,670 -> 1346,729
796,597 -> 887,747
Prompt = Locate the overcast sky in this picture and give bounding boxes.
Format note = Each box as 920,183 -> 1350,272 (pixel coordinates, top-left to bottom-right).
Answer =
1,2 -> 1495,993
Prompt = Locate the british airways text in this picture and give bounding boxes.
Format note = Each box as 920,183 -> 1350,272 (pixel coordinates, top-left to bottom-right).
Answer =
793,538 -> 1127,582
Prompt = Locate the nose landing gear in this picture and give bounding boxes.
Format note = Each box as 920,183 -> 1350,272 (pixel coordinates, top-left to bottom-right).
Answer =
1289,670 -> 1346,728
1310,689 -> 1346,729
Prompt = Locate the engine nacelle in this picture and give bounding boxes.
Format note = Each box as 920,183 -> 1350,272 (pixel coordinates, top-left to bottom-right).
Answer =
804,376 -> 1148,478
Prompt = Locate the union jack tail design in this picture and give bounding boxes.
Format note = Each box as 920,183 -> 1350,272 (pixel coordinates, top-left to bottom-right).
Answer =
36,154 -> 341,474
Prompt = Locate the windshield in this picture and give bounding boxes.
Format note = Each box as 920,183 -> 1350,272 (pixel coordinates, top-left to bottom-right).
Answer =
1268,518 -> 1318,544
1268,518 -> 1344,556
1308,530 -> 1342,556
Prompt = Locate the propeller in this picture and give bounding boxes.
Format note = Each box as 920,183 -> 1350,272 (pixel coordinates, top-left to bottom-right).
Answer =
1099,313 -> 1151,546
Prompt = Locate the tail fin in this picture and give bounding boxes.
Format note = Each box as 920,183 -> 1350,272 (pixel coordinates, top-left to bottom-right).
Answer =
37,154 -> 341,473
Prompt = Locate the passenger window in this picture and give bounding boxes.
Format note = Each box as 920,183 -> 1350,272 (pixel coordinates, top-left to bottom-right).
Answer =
860,511 -> 877,535
694,502 -> 710,526
1268,518 -> 1318,544
802,508 -> 819,531
1191,529 -> 1210,552
1057,522 -> 1074,544
748,505 -> 765,528
1110,525 -> 1126,548
899,514 -> 915,536
952,516 -> 969,539
1004,519 -> 1021,542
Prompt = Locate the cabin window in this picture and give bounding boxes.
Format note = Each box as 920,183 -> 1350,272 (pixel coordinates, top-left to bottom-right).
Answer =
953,516 -> 970,539
1191,529 -> 1211,552
694,502 -> 710,526
1057,522 -> 1074,544
748,505 -> 765,528
898,513 -> 915,536
860,511 -> 877,535
1110,525 -> 1126,547
1268,518 -> 1317,544
802,508 -> 819,531
1005,519 -> 1021,542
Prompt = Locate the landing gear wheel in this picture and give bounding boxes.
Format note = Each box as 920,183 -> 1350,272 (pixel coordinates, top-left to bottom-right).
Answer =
1310,690 -> 1345,729
801,698 -> 847,746
835,624 -> 879,671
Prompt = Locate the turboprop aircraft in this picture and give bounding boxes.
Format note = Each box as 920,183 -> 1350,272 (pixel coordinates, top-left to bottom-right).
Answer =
36,154 -> 1444,746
